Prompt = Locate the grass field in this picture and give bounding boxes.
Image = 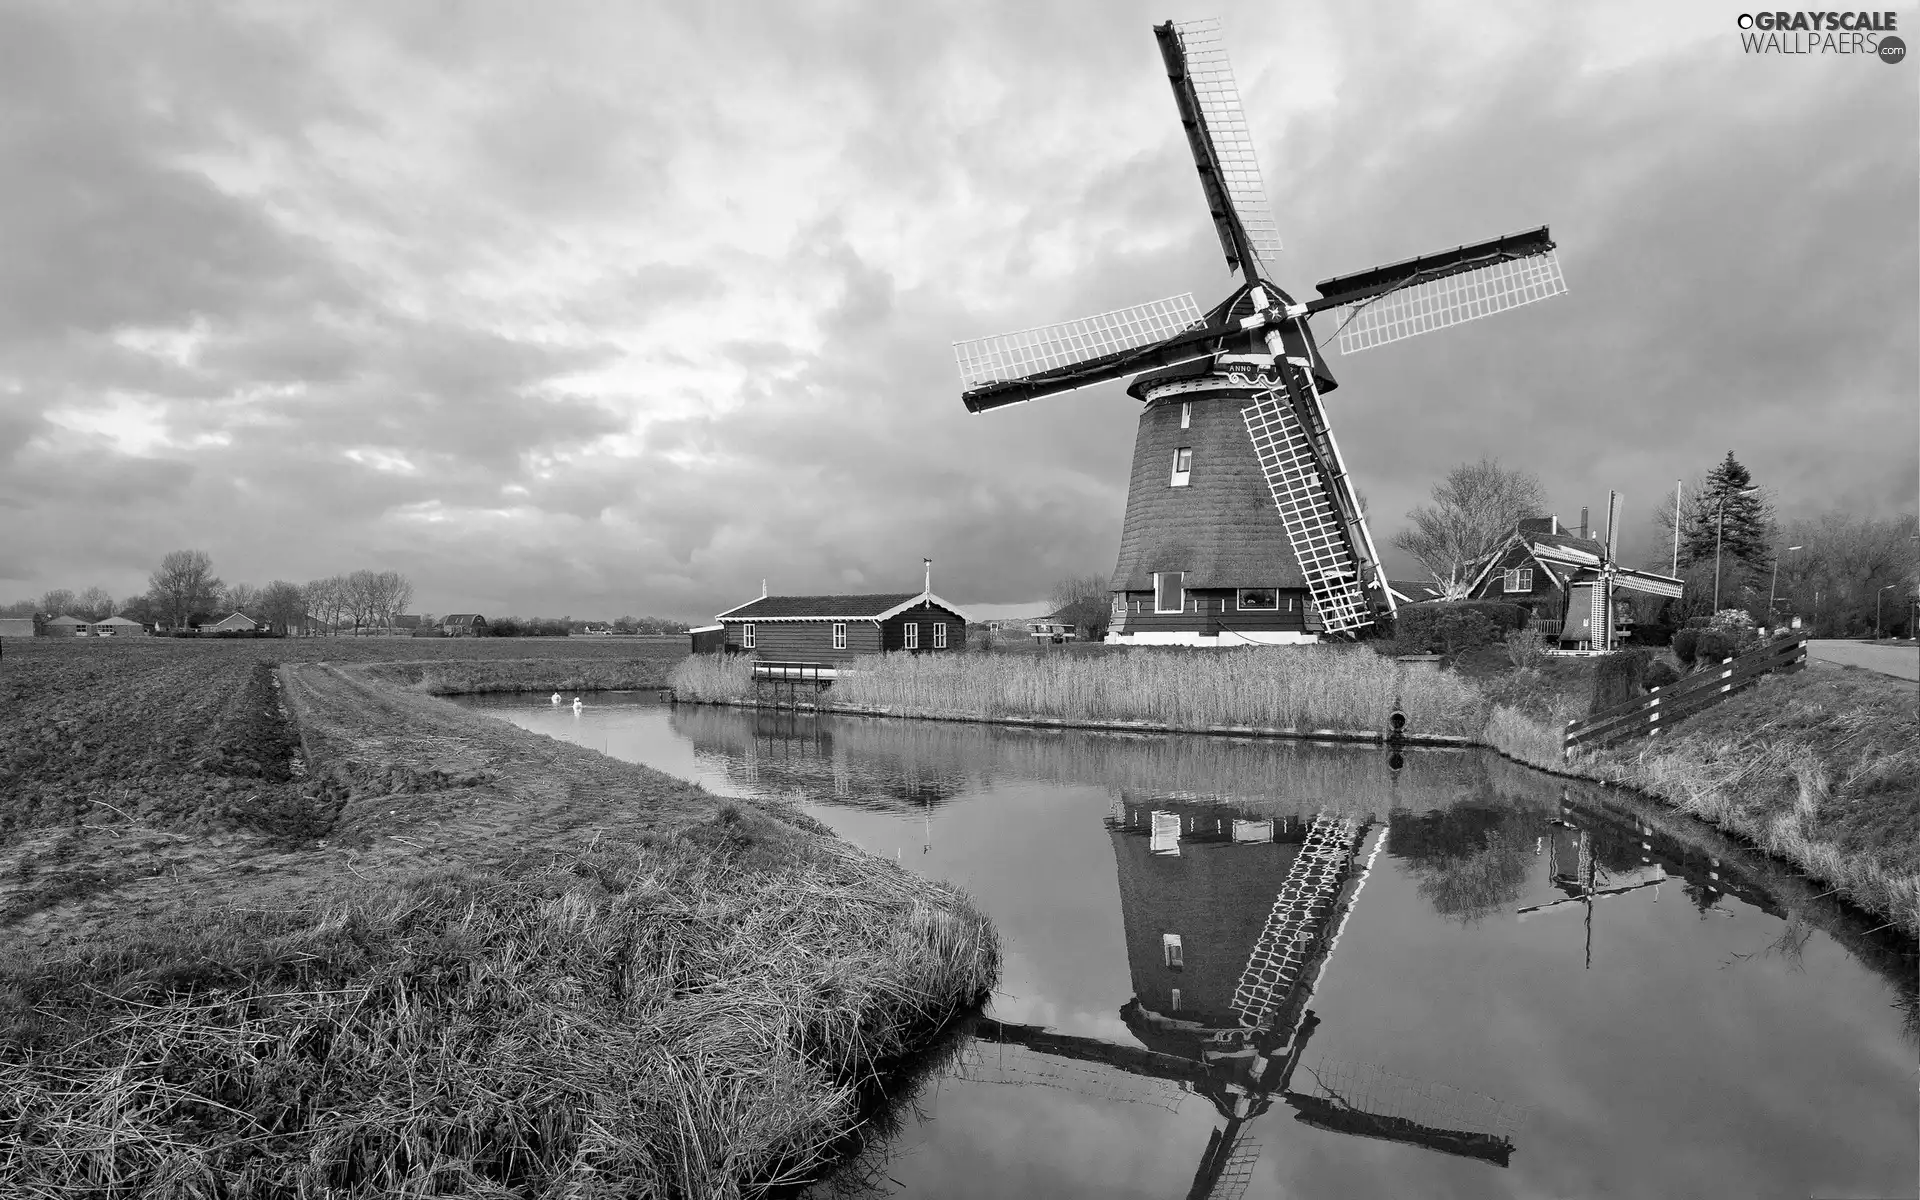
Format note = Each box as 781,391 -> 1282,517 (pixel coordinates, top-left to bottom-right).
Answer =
0,637 -> 996,1197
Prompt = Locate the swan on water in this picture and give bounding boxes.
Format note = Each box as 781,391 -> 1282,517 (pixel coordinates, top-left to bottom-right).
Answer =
550,692 -> 562,704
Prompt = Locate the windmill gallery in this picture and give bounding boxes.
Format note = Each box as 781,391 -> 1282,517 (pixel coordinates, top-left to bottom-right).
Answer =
951,19 -> 1579,649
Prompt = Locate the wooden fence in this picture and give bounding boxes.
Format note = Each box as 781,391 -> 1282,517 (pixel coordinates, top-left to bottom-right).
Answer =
1563,633 -> 1809,757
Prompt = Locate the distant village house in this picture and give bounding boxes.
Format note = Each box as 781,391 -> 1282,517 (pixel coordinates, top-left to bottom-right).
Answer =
441,613 -> 488,637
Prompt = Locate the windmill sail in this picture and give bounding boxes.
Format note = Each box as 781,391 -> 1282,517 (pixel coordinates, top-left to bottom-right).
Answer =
1310,227 -> 1567,356
952,295 -> 1215,412
1158,18 -> 1283,282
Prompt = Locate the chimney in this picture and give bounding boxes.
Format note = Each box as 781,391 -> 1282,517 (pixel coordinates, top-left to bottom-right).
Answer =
1579,507 -> 1589,540
760,578 -> 767,599
1550,514 -> 1559,535
924,558 -> 932,594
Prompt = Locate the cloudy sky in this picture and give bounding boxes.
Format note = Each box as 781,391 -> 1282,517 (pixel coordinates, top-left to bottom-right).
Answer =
2,1 -> 1914,621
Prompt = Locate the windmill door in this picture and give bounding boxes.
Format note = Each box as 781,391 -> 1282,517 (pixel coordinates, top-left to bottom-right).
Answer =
1561,584 -> 1596,646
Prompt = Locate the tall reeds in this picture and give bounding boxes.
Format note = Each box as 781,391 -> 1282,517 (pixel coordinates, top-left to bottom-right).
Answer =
668,647 -> 1488,738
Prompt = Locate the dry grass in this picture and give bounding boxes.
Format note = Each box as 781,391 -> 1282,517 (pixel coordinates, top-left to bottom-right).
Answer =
671,647 -> 1488,738
1,830 -> 995,1198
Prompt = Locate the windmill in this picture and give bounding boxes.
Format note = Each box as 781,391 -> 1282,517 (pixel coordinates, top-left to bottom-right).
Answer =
1563,491 -> 1683,651
952,17 -> 1568,643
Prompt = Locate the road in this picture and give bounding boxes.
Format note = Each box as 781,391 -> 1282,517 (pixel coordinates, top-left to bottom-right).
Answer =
1807,639 -> 1920,682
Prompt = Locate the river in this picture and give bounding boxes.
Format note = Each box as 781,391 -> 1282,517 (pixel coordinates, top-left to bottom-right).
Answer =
451,692 -> 1918,1200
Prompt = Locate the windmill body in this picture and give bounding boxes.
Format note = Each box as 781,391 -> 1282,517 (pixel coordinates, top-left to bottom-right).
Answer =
952,18 -> 1568,643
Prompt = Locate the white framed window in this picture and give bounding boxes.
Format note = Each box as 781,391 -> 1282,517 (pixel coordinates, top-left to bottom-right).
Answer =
1170,987 -> 1182,1012
1503,568 -> 1534,593
741,622 -> 755,649
1154,572 -> 1184,614
933,622 -> 947,648
1236,588 -> 1278,611
904,622 -> 919,650
832,622 -> 846,650
1162,933 -> 1183,969
1170,446 -> 1192,487
1179,401 -> 1191,429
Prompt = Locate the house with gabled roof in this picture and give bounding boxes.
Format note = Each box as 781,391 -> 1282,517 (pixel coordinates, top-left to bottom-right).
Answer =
202,612 -> 259,634
714,571 -> 970,664
1386,579 -> 1445,605
89,615 -> 148,636
43,614 -> 89,637
1464,515 -> 1680,648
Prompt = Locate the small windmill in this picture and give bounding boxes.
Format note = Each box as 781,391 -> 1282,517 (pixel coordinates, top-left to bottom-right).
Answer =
1570,491 -> 1683,651
952,18 -> 1568,640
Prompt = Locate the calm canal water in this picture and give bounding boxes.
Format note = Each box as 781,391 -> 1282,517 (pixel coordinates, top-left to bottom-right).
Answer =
452,693 -> 1918,1200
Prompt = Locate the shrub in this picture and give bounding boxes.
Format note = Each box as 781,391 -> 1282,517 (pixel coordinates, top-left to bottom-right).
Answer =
1591,649 -> 1652,712
1694,630 -> 1737,666
1672,628 -> 1701,665
1505,628 -> 1549,671
1629,622 -> 1676,647
1393,601 -> 1529,655
1643,660 -> 1680,691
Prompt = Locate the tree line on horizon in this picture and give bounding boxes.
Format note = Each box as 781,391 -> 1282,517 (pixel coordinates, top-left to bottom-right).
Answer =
2,550 -> 690,636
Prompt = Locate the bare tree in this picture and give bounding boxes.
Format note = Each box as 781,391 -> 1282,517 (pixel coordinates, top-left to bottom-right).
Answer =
39,588 -> 77,617
259,580 -> 306,635
384,571 -> 415,626
343,569 -> 381,634
148,550 -> 222,629
1050,574 -> 1112,641
221,581 -> 263,616
304,576 -> 343,636
73,586 -> 115,620
1392,459 -> 1548,599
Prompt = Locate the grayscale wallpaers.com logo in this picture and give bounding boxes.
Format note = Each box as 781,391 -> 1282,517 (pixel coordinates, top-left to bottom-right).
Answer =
1736,10 -> 1904,59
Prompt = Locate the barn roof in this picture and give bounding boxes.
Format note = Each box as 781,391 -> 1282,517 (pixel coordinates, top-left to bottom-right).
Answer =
1386,579 -> 1444,604
443,613 -> 485,624
44,614 -> 88,626
92,615 -> 144,626
716,592 -> 971,622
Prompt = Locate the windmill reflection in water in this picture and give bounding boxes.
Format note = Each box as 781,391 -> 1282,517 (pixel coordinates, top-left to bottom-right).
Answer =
959,800 -> 1527,1200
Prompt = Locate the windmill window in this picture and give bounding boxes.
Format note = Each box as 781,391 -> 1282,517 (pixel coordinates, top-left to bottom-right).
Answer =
1237,588 -> 1278,611
1504,568 -> 1534,593
1170,447 -> 1192,487
1162,933 -> 1184,970
1170,988 -> 1182,1012
904,622 -> 919,650
742,623 -> 755,649
832,622 -> 846,650
1154,572 -> 1185,614
933,622 -> 947,649
1180,401 -> 1191,429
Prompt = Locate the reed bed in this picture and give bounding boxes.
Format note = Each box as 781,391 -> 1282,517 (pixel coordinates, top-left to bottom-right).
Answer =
668,647 -> 1486,737
1,824 -> 997,1198
360,653 -> 679,696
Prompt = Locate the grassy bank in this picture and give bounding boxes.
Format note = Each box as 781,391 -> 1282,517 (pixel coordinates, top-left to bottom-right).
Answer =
670,647 -> 1489,738
356,648 -> 681,695
1,640 -> 996,1196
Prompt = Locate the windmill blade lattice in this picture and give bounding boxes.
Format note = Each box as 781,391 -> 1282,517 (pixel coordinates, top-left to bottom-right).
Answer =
1329,250 -> 1566,355
1242,395 -> 1374,635
952,294 -> 1204,389
1173,18 -> 1283,276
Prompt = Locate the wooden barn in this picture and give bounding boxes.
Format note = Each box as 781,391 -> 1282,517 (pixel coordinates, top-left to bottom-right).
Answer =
713,589 -> 970,665
43,614 -> 88,637
688,624 -> 728,655
441,614 -> 488,637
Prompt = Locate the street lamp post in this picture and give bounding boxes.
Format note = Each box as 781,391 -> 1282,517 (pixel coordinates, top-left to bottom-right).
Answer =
1768,545 -> 1802,624
1877,584 -> 1895,639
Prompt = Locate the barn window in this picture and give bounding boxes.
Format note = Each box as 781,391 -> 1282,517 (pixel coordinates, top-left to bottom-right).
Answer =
832,622 -> 846,650
1170,447 -> 1192,487
1504,568 -> 1534,593
1162,933 -> 1184,970
933,622 -> 947,648
1180,401 -> 1191,429
904,622 -> 919,650
742,623 -> 755,649
1236,588 -> 1278,611
1154,572 -> 1184,614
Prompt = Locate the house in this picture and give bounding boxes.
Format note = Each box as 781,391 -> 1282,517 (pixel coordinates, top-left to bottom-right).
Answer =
1464,515 -> 1680,649
688,624 -> 728,655
1025,617 -> 1076,643
713,589 -> 971,665
0,618 -> 37,638
89,615 -> 148,637
202,612 -> 259,634
43,614 -> 89,637
442,614 -> 488,637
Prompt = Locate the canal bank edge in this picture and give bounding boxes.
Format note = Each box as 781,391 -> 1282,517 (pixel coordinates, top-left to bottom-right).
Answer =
669,665 -> 1920,941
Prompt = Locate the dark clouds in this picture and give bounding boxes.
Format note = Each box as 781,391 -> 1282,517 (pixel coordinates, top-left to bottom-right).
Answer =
0,2 -> 1912,619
